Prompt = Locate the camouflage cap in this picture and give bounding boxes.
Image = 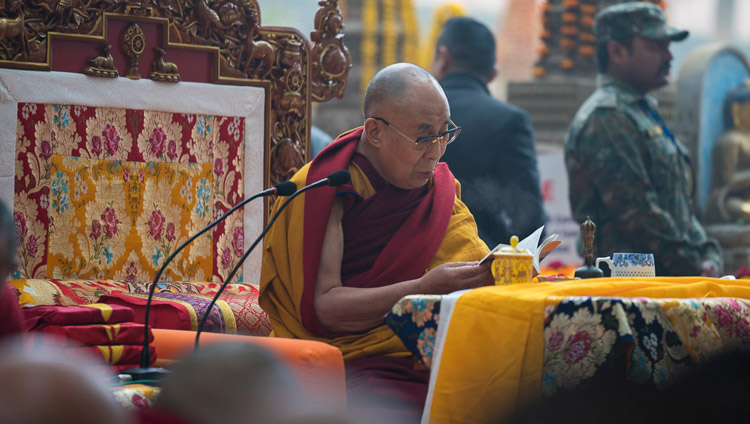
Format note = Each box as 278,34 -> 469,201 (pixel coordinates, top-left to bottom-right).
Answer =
594,2 -> 689,43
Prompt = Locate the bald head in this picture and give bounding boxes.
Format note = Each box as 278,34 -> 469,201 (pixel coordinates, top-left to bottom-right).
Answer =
156,343 -> 306,424
0,336 -> 128,424
363,63 -> 441,119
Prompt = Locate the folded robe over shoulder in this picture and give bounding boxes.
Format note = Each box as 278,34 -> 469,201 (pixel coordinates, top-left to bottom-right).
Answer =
260,127 -> 489,360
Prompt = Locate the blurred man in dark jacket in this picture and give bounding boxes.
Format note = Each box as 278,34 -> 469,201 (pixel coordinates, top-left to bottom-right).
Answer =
432,17 -> 546,247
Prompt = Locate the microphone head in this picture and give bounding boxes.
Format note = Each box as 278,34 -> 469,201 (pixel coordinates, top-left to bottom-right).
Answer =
327,170 -> 351,187
274,181 -> 297,196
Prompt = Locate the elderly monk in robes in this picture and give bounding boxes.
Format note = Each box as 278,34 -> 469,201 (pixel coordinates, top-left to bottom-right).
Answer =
260,63 -> 492,423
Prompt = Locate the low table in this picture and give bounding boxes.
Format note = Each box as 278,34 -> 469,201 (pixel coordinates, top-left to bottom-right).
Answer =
384,277 -> 750,423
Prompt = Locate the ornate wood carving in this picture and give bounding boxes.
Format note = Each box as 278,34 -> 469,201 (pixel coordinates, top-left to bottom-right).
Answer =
83,42 -> 118,77
309,0 -> 351,102
150,47 -> 179,82
122,23 -> 145,79
0,0 -> 351,209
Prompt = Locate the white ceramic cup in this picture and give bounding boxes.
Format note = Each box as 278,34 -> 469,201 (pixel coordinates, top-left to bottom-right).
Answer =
596,253 -> 656,277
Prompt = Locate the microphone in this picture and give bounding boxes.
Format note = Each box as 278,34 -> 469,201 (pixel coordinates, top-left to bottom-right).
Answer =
123,180 -> 297,381
193,170 -> 351,349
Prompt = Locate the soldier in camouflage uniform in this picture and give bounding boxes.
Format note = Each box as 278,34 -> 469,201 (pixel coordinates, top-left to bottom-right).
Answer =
564,2 -> 723,277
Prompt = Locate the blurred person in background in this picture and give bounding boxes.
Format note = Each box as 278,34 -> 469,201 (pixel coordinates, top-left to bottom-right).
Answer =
0,334 -> 130,424
432,16 -> 546,247
564,2 -> 721,277
0,199 -> 23,339
140,342 -> 351,424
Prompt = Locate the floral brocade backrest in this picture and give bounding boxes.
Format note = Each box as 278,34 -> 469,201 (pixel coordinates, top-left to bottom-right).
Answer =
14,104 -> 246,284
0,0 -> 350,286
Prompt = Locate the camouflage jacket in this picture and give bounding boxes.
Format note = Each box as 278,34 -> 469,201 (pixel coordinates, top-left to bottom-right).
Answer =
564,74 -> 722,276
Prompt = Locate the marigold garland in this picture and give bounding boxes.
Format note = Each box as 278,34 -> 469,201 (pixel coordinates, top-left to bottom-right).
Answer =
579,33 -> 595,43
578,45 -> 594,57
360,0 -> 378,96
561,25 -> 579,36
382,0 -> 398,67
580,5 -> 596,14
577,0 -> 596,63
339,0 -> 347,20
560,37 -> 576,49
535,0 -> 552,78
421,3 -> 466,70
400,0 -> 420,64
562,12 -> 577,23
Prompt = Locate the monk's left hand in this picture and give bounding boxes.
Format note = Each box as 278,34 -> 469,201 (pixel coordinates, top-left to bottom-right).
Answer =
419,261 -> 493,294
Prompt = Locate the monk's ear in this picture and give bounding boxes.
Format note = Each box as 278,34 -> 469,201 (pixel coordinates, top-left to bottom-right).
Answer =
363,118 -> 383,148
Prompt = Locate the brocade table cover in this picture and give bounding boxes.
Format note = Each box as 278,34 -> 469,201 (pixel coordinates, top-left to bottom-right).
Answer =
384,277 -> 750,424
384,295 -> 441,368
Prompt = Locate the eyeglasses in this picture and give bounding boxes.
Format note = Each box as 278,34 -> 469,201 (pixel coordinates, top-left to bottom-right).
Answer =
372,117 -> 461,151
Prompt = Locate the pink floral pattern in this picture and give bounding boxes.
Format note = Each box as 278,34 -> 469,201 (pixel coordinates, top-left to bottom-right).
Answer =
386,295 -> 441,367
103,124 -> 120,155
13,103 -> 246,284
542,297 -> 750,398
101,207 -> 119,238
148,210 -> 165,240
232,227 -> 244,258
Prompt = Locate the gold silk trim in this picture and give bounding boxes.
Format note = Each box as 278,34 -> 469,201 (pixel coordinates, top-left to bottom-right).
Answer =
123,293 -> 237,334
104,324 -> 122,342
97,345 -> 124,364
82,303 -> 114,322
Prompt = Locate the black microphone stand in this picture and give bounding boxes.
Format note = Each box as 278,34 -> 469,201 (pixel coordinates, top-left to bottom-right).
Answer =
123,181 -> 296,382
193,170 -> 351,350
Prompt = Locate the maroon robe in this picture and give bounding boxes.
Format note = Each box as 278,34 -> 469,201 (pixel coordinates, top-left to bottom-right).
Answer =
0,284 -> 24,340
300,129 -> 455,423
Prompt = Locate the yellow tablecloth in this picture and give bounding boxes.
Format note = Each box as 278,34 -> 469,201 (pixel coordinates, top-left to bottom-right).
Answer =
426,277 -> 750,423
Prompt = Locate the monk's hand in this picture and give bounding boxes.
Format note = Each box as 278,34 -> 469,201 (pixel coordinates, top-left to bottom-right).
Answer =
419,261 -> 493,294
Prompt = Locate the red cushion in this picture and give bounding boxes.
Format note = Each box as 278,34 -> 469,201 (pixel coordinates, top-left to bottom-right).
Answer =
23,303 -> 135,330
68,344 -> 157,365
99,292 -> 235,333
33,322 -> 153,346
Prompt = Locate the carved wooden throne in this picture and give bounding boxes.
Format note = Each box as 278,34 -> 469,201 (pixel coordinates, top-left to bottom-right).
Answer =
0,0 -> 351,288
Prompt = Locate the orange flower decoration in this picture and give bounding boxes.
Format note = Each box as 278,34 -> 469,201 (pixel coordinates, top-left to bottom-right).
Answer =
562,12 -> 577,23
562,0 -> 579,9
561,25 -> 579,36
580,5 -> 596,14
540,29 -> 552,40
537,44 -> 550,55
533,66 -> 546,77
580,15 -> 594,27
579,33 -> 595,43
560,37 -> 576,49
560,59 -> 575,69
578,45 -> 594,56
